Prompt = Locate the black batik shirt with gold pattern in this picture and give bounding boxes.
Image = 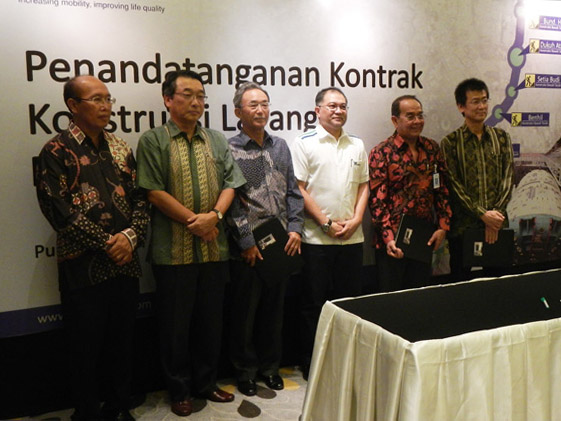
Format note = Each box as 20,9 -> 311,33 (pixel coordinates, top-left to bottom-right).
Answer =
36,122 -> 149,290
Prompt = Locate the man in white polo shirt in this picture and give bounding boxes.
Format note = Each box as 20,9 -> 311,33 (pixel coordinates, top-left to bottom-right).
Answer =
291,87 -> 369,378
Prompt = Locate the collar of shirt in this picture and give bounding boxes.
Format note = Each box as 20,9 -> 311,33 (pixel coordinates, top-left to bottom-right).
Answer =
166,120 -> 207,143
389,131 -> 427,153
461,123 -> 491,142
68,121 -> 108,148
317,123 -> 350,144
233,130 -> 274,149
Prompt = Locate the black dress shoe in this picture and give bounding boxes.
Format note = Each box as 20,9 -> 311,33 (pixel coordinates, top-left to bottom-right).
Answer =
202,388 -> 235,403
171,399 -> 193,416
259,374 -> 284,390
238,379 -> 257,396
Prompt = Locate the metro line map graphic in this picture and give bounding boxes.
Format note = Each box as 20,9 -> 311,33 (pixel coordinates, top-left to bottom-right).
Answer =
497,1 -> 561,264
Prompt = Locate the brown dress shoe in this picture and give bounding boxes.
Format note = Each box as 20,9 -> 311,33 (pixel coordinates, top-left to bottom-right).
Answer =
171,399 -> 193,416
203,388 -> 235,403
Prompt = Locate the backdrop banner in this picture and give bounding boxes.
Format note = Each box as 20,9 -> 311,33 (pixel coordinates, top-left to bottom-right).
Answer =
1,0 -> 560,337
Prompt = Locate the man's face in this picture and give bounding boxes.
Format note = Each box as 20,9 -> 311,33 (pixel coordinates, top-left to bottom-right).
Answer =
315,90 -> 347,135
458,89 -> 488,124
391,98 -> 424,142
235,88 -> 270,132
68,76 -> 112,134
164,76 -> 205,126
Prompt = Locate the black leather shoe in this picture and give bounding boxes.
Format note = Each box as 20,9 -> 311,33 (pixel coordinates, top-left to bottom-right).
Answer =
171,399 -> 193,416
238,379 -> 257,396
202,388 -> 235,403
259,374 -> 284,390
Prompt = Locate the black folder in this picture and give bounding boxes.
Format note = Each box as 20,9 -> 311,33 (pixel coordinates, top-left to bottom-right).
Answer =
462,228 -> 514,268
252,218 -> 303,285
395,214 -> 435,264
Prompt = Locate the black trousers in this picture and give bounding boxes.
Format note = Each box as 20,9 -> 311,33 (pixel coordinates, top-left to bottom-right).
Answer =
229,259 -> 288,381
375,249 -> 432,292
60,275 -> 139,420
153,262 -> 228,402
299,243 -> 363,364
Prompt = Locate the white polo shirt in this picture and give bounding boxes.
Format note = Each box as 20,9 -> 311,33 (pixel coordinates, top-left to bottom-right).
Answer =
291,124 -> 369,245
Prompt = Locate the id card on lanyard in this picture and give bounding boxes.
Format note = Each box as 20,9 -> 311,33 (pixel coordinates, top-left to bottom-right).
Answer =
432,164 -> 440,189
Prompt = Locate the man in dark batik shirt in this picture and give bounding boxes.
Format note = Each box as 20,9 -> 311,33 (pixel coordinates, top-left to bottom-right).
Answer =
441,78 -> 514,282
35,75 -> 149,421
369,95 -> 451,291
227,82 -> 304,396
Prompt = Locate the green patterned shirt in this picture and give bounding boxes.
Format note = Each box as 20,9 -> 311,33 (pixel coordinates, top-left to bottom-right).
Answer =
136,121 -> 245,265
441,124 -> 514,237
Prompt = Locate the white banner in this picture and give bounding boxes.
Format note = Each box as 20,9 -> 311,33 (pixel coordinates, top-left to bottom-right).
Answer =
1,0 -> 560,336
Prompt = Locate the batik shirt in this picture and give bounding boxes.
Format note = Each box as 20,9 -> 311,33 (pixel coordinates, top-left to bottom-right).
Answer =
136,121 -> 245,265
441,124 -> 514,237
369,132 -> 451,249
36,122 -> 149,290
227,130 -> 304,251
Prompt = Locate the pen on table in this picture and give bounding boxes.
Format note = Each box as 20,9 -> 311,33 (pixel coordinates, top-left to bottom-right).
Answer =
541,297 -> 550,309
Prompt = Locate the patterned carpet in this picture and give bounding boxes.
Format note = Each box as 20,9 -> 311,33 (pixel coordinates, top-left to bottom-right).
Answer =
15,367 -> 307,421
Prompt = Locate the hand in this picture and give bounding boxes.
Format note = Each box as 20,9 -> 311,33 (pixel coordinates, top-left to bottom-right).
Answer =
187,212 -> 218,237
284,232 -> 301,256
105,233 -> 133,266
481,210 -> 505,231
485,225 -> 499,244
386,240 -> 404,259
200,227 -> 219,243
326,221 -> 344,239
335,217 -> 361,240
427,229 -> 446,251
241,245 -> 263,267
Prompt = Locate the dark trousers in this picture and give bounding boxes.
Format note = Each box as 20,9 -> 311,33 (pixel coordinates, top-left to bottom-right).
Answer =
375,249 -> 432,292
60,275 -> 139,420
229,259 -> 288,381
153,262 -> 228,402
300,243 -> 363,364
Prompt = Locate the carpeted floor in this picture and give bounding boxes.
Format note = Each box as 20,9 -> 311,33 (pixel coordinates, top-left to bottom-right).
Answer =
13,367 -> 307,421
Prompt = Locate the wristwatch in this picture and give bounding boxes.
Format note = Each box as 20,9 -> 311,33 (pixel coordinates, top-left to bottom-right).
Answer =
212,208 -> 223,221
321,218 -> 332,233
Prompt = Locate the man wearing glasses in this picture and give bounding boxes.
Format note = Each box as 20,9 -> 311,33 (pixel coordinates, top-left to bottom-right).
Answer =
35,75 -> 149,421
369,95 -> 451,292
136,70 -> 245,416
441,78 -> 514,282
291,87 -> 369,379
226,82 -> 304,396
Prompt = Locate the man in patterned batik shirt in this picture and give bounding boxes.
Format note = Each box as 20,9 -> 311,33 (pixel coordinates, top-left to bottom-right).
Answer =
369,95 -> 451,292
136,71 -> 245,417
35,75 -> 149,421
227,82 -> 304,397
441,78 -> 514,282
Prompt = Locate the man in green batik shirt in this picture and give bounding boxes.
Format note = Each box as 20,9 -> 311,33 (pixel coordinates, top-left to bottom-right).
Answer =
136,70 -> 245,417
441,78 -> 514,282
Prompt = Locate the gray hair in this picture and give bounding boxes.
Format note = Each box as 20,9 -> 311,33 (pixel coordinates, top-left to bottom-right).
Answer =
233,82 -> 270,108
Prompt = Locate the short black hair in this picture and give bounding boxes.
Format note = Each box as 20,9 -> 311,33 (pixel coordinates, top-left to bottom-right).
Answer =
162,70 -> 204,97
454,78 -> 489,106
391,95 -> 422,118
315,87 -> 347,106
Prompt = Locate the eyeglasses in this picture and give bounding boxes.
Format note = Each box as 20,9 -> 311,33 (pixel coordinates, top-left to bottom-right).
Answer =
75,96 -> 116,106
243,102 -> 270,111
468,98 -> 489,106
319,103 -> 348,112
401,113 -> 425,122
174,92 -> 208,103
